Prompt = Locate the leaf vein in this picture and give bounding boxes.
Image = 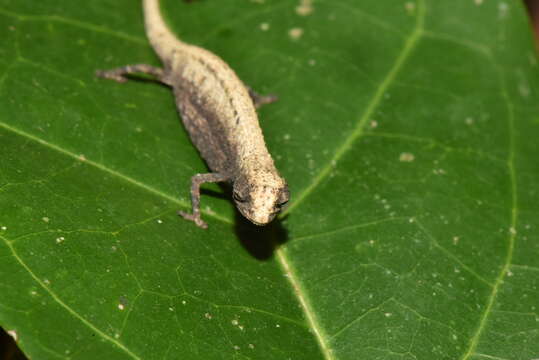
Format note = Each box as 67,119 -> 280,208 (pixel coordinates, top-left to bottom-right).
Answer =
0,122 -> 231,225
415,220 -> 495,287
0,7 -> 145,44
459,65 -> 518,360
281,0 -> 425,218
290,216 -> 409,244
0,234 -> 143,360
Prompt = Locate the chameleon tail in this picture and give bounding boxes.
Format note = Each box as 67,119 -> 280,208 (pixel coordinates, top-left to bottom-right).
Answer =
142,0 -> 187,61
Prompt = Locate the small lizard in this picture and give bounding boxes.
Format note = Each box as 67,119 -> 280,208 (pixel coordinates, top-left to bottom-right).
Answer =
96,0 -> 289,229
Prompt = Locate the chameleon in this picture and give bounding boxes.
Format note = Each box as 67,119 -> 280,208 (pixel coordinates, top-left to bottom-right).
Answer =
96,0 -> 289,229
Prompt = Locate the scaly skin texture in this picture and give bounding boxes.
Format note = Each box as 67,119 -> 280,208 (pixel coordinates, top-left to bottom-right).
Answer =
96,0 -> 289,228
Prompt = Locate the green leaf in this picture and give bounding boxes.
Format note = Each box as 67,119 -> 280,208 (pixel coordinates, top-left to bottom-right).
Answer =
1,0 -> 538,359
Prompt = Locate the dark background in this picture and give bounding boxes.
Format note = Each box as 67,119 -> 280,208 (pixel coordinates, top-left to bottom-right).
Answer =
526,0 -> 539,40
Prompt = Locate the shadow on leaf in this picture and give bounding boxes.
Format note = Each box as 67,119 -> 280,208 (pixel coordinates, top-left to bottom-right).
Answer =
234,210 -> 288,261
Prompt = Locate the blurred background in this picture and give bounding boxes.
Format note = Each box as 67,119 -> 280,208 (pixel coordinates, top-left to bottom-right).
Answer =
1,1 -> 539,359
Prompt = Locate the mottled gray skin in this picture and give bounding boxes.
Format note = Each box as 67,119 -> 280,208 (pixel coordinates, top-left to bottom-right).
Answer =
96,0 -> 288,228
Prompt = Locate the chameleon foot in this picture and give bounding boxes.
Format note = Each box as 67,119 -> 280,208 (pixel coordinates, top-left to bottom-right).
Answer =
178,211 -> 208,229
95,70 -> 128,83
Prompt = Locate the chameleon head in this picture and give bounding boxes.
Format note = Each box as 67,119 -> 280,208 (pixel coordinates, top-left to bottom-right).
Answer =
232,173 -> 289,226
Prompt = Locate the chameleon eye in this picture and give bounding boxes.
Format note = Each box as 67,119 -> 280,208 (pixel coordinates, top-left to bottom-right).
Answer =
233,191 -> 246,203
278,188 -> 290,207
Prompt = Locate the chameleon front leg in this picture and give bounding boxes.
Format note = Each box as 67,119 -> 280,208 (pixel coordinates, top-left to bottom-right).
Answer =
178,173 -> 229,229
95,64 -> 170,85
247,88 -> 278,109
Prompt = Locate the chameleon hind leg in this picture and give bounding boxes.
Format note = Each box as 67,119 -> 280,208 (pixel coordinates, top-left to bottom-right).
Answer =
96,64 -> 171,85
247,88 -> 278,109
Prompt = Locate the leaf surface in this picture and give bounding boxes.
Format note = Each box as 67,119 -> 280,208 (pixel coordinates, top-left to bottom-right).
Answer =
0,0 -> 538,359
